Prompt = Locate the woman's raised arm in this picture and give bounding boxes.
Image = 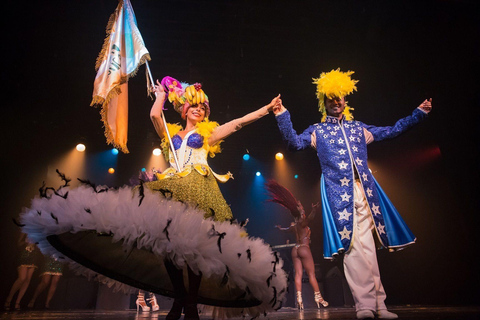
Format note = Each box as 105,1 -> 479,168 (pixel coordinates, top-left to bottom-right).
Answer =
208,95 -> 280,145
150,80 -> 168,139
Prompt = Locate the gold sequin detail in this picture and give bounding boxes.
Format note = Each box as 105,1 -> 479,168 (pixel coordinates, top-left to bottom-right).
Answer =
145,168 -> 232,222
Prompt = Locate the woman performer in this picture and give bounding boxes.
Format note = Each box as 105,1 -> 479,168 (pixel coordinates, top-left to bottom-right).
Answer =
148,78 -> 283,320
4,233 -> 39,311
266,180 -> 328,310
20,77 -> 287,319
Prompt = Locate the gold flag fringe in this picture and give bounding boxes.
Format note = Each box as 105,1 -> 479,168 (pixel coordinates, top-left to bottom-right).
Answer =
95,0 -> 123,72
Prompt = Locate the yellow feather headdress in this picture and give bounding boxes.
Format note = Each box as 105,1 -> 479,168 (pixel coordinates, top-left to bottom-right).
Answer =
312,69 -> 358,122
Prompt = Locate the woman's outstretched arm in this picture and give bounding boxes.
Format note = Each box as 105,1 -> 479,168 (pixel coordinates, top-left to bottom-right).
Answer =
208,95 -> 281,145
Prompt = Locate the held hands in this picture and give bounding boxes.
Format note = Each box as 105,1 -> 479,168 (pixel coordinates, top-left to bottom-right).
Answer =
418,98 -> 432,114
272,96 -> 286,115
267,94 -> 281,112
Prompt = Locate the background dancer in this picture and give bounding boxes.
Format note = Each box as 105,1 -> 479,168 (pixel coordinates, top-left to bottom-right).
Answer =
266,180 -> 328,310
4,233 -> 39,311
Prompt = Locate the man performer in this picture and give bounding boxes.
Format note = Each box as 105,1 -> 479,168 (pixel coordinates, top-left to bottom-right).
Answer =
272,69 -> 432,319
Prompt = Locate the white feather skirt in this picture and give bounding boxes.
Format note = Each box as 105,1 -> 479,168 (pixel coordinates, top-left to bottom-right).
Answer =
20,183 -> 288,317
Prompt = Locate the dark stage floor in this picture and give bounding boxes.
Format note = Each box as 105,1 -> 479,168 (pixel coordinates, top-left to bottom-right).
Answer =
1,306 -> 480,320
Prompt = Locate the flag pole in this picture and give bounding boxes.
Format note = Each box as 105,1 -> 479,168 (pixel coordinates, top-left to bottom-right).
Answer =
145,61 -> 181,172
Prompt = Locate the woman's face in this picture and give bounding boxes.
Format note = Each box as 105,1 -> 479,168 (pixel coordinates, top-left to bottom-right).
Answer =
186,104 -> 206,123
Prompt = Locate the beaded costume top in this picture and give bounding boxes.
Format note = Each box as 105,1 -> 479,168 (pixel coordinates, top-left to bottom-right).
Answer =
157,120 -> 232,182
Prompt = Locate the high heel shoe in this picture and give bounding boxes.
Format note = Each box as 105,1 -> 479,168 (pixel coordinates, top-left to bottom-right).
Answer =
166,298 -> 184,320
27,300 -> 34,309
14,303 -> 21,311
147,292 -> 160,312
4,300 -> 11,311
136,293 -> 150,312
314,291 -> 328,308
296,291 -> 304,311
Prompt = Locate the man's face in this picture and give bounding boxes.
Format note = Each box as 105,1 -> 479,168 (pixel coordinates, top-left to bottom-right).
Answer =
325,96 -> 345,119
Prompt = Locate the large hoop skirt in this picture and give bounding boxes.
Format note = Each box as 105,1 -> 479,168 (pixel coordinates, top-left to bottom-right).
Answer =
20,178 -> 288,317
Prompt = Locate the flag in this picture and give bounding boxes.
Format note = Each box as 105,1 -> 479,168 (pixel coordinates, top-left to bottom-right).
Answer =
91,0 -> 150,153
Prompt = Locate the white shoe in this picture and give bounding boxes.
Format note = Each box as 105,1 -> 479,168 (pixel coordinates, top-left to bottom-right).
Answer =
356,309 -> 374,319
377,309 -> 398,319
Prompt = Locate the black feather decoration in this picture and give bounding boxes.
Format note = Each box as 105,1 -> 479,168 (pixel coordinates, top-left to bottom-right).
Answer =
271,251 -> 279,273
77,178 -> 97,192
246,248 -> 252,263
155,188 -> 173,199
163,218 -> 172,242
84,208 -> 92,214
209,208 -> 215,219
207,225 -> 226,253
54,190 -> 69,199
97,187 -> 109,193
220,265 -> 230,286
50,213 -> 59,224
56,169 -> 71,187
269,286 -> 278,307
12,218 -> 25,227
138,180 -> 145,206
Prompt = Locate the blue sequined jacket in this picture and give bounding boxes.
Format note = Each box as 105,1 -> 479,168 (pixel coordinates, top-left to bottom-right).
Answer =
276,108 -> 427,258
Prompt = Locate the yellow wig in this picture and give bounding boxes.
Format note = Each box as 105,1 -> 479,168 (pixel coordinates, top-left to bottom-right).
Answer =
312,69 -> 358,122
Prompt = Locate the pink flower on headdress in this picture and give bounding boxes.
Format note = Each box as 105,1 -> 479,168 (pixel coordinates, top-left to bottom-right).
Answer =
161,76 -> 182,91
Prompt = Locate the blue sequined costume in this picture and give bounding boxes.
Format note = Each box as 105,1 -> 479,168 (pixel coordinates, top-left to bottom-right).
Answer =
276,108 -> 426,258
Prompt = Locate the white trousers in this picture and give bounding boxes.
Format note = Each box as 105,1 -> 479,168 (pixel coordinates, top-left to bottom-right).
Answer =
343,180 -> 387,312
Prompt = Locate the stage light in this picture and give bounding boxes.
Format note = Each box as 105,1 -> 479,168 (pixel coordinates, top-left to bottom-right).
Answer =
76,144 -> 86,152
275,153 -> 284,161
294,174 -> 298,179
153,148 -> 162,156
141,168 -> 146,172
108,168 -> 115,174
256,171 -> 261,176
243,154 -> 250,161
111,148 -> 119,155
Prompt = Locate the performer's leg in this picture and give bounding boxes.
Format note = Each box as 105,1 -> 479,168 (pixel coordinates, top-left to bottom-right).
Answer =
299,247 -> 328,307
29,274 -> 51,308
5,266 -> 30,310
45,275 -> 61,308
343,181 -> 377,313
291,247 -> 304,310
362,231 -> 387,311
16,267 -> 35,309
298,247 -> 319,292
291,248 -> 303,292
164,259 -> 187,320
184,266 -> 202,320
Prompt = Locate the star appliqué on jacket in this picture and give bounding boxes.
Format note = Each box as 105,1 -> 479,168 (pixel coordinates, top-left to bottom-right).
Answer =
338,208 -> 353,221
339,226 -> 352,240
340,177 -> 350,186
